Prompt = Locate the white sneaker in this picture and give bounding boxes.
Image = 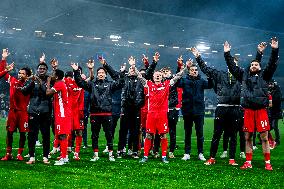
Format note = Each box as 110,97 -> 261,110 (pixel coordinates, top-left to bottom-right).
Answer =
109,156 -> 115,162
43,157 -> 50,164
220,151 -> 228,159
253,146 -> 258,150
90,156 -> 100,162
181,154 -> 190,161
128,149 -> 133,156
54,158 -> 65,166
49,147 -> 59,155
122,147 -> 126,153
240,152 -> 246,159
103,146 -> 109,153
169,152 -> 175,159
198,153 -> 206,161
35,141 -> 42,147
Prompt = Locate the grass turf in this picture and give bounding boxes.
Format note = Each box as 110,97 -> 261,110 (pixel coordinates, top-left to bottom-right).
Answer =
0,117 -> 283,188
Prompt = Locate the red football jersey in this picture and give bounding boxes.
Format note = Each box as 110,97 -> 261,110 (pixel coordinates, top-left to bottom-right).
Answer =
64,77 -> 83,110
0,60 -> 30,111
146,80 -> 170,112
52,80 -> 71,118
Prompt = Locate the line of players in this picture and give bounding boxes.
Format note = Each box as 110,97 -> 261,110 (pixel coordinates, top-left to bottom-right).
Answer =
0,37 -> 280,169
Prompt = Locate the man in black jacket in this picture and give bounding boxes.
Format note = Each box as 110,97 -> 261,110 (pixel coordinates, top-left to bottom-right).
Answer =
72,57 -> 124,162
117,58 -> 145,158
268,79 -> 282,146
177,60 -> 213,161
190,43 -> 265,166
20,54 -> 52,164
224,37 -> 279,171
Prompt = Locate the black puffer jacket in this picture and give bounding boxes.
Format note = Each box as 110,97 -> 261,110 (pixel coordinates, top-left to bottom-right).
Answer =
74,64 -> 124,113
196,56 -> 240,105
121,75 -> 144,111
225,48 -> 279,109
21,75 -> 52,114
269,82 -> 282,119
163,76 -> 178,108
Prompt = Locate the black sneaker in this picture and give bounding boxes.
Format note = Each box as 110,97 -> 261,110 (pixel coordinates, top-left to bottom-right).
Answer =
132,152 -> 139,159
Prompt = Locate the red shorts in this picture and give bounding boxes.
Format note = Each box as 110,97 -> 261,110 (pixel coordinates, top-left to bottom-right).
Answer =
243,108 -> 270,133
7,110 -> 29,132
146,111 -> 168,134
72,110 -> 84,130
54,116 -> 71,135
140,109 -> 148,128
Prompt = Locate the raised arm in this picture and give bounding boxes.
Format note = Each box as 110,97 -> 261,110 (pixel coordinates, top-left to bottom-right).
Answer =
71,63 -> 92,92
145,52 -> 159,80
224,41 -> 244,82
263,37 -> 279,81
127,56 -> 146,87
0,62 -> 14,80
170,62 -> 188,86
190,47 -> 219,80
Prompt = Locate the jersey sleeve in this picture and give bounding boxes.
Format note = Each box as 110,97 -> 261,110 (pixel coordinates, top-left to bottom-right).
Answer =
52,81 -> 63,93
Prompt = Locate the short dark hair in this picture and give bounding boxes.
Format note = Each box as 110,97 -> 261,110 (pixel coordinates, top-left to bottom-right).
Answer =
78,66 -> 82,73
37,62 -> 48,70
20,67 -> 32,77
55,69 -> 64,80
96,67 -> 107,74
65,71 -> 73,78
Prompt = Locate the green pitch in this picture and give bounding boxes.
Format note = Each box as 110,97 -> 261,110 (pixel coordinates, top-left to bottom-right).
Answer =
0,118 -> 283,188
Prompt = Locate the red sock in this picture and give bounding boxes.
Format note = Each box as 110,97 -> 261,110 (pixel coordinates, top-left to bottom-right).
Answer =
54,135 -> 59,148
6,147 -> 12,154
246,153 -> 252,161
75,136 -> 82,153
67,134 -> 73,148
144,138 -> 152,157
18,148 -> 24,155
60,139 -> 68,159
160,138 -> 168,157
93,149 -> 99,152
264,153 -> 270,161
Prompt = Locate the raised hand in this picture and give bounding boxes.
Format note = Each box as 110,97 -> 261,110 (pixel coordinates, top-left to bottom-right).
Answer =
5,62 -> 15,71
98,56 -> 106,65
257,42 -> 267,53
270,37 -> 278,49
40,53 -> 45,63
153,52 -> 160,62
223,41 -> 231,52
71,62 -> 79,70
128,56 -> 136,66
190,47 -> 200,57
120,63 -> 126,72
142,54 -> 149,67
177,55 -> 183,68
86,59 -> 94,69
2,48 -> 10,60
186,58 -> 193,69
50,58 -> 58,70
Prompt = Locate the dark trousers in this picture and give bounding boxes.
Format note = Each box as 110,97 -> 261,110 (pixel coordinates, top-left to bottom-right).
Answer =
28,113 -> 51,158
112,114 -> 120,140
270,118 -> 280,144
183,114 -> 204,154
168,109 -> 179,152
90,115 -> 113,151
118,107 -> 140,153
223,110 -> 245,152
210,107 -> 241,159
83,113 -> 89,146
